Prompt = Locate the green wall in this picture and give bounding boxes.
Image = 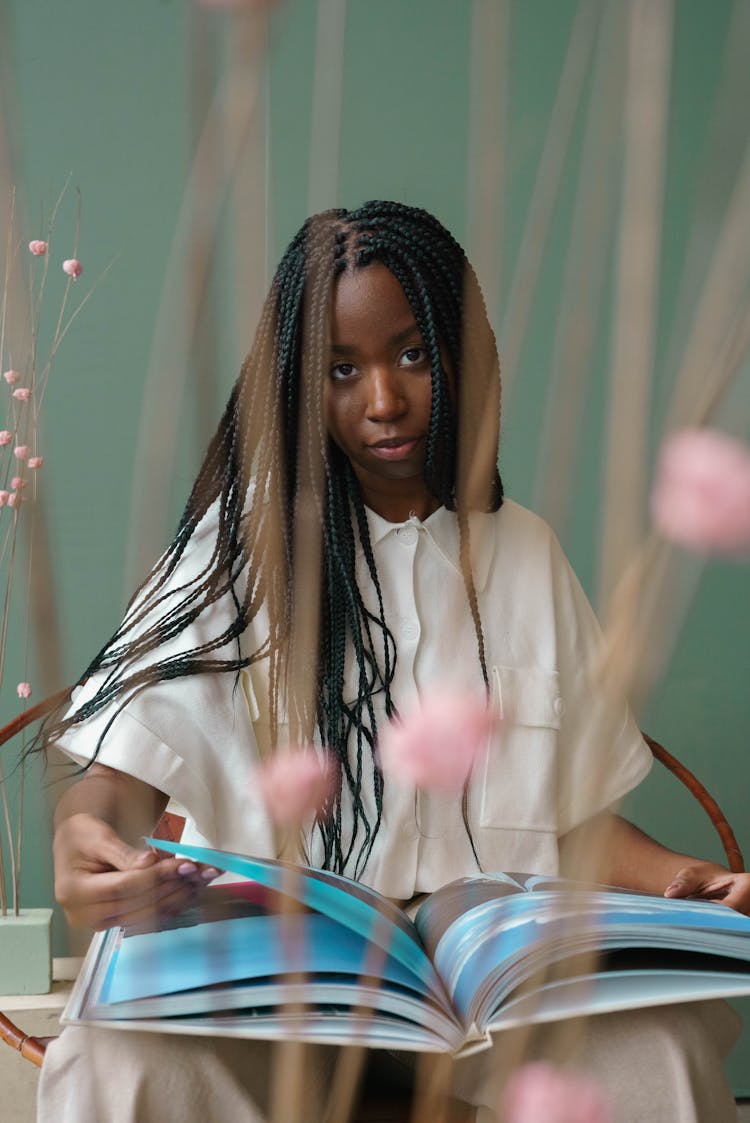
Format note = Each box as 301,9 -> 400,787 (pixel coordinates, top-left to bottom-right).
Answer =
3,0 -> 750,1089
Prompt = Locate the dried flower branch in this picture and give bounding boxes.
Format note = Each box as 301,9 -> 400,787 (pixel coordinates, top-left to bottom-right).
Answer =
0,184 -> 102,915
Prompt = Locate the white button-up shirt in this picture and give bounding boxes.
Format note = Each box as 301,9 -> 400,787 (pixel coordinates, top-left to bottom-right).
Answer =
59,499 -> 651,900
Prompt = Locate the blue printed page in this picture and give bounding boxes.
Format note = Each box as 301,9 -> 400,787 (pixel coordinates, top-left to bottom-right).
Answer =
147,838 -> 446,1002
419,882 -> 750,1026
98,913 -> 428,1007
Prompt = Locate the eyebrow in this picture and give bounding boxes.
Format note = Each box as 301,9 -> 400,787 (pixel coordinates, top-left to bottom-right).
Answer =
329,323 -> 423,355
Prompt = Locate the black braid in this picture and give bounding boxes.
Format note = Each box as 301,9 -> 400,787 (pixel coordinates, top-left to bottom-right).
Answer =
40,201 -> 504,877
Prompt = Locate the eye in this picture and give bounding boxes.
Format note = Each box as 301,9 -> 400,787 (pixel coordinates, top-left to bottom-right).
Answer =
398,345 -> 428,368
329,361 -> 358,382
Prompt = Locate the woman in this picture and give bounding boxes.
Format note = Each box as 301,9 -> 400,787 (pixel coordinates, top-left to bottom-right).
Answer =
39,202 -> 747,1122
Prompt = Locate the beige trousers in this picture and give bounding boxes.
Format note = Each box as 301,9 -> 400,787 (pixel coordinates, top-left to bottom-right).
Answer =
37,1001 -> 741,1123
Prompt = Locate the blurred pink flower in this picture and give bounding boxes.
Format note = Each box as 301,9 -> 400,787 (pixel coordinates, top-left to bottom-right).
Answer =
3,369 -> 20,385
256,747 -> 335,827
11,477 -> 26,490
651,428 -> 750,557
0,491 -> 8,506
377,688 -> 497,792
27,456 -> 44,469
16,682 -> 32,700
14,445 -> 29,460
62,258 -> 83,279
12,387 -> 31,402
0,431 -> 11,446
7,492 -> 20,508
28,240 -> 48,256
502,1063 -> 611,1123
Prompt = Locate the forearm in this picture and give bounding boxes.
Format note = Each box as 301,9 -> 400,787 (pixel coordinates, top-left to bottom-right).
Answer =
561,812 -> 727,895
561,811 -> 750,913
599,814 -> 726,893
54,763 -> 168,848
52,766 -> 197,930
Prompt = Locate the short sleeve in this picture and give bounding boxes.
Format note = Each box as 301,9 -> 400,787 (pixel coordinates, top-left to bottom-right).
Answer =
55,504 -> 277,857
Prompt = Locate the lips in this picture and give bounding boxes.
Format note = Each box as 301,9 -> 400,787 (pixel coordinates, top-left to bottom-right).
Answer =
368,437 -> 422,460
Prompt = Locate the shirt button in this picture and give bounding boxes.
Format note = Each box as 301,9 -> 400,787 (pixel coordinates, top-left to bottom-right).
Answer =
396,525 -> 418,546
553,697 -> 565,717
400,620 -> 419,641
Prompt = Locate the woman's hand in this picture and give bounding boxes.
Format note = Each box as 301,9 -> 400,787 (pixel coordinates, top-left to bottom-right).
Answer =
664,863 -> 750,916
53,812 -> 203,930
52,763 -> 219,931
563,814 -> 750,917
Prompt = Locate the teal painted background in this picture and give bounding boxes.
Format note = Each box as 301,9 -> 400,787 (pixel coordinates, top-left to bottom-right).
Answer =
3,0 -> 749,1091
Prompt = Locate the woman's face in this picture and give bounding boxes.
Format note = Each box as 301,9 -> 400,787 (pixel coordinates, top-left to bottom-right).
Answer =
324,263 -> 442,523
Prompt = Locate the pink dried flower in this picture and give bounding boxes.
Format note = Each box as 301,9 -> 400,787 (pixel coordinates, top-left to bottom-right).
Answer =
502,1063 -> 611,1123
11,477 -> 26,490
256,747 -> 335,827
16,682 -> 32,700
62,258 -> 83,279
0,431 -> 11,446
0,491 -> 8,506
28,240 -> 48,256
27,456 -> 44,469
12,387 -> 31,402
651,428 -> 750,557
3,369 -> 20,385
7,491 -> 20,508
377,688 -> 497,792
14,445 -> 29,460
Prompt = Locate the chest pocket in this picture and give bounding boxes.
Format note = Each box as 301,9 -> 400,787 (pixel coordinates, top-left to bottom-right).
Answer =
478,665 -> 563,831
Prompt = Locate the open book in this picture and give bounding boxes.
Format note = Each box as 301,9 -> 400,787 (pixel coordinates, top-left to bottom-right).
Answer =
63,839 -> 750,1056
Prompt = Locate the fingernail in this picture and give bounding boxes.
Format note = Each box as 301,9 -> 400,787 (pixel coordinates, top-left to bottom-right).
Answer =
201,867 -> 220,881
178,861 -> 198,877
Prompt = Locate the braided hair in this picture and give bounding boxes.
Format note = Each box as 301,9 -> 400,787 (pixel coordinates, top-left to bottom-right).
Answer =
46,201 -> 504,877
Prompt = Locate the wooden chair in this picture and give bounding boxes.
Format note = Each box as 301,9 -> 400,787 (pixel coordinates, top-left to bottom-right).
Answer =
0,687 -> 745,1112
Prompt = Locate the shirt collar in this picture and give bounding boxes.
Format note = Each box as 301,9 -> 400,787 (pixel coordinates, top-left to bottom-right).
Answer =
361,504 -> 496,592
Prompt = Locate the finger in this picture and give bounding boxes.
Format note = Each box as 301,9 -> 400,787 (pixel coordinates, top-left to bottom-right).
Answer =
713,885 -> 750,916
664,873 -> 700,898
75,878 -> 200,931
59,857 -> 190,910
97,884 -> 200,931
87,831 -> 160,873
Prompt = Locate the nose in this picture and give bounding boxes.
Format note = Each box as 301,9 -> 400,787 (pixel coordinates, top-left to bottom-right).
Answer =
365,367 -> 407,422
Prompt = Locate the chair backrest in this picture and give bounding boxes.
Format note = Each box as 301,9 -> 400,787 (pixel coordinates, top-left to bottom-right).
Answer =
0,687 -> 745,1069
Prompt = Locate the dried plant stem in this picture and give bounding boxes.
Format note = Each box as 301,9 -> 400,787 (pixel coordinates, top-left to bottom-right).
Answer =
270,1038 -> 310,1123
0,509 -> 19,686
13,760 -> 23,914
0,753 -> 16,916
0,188 -> 14,369
410,1053 -> 454,1123
35,259 -> 116,414
307,0 -> 347,214
684,296 -> 750,432
598,0 -> 672,607
533,2 -> 627,530
666,137 -> 750,434
269,866 -> 314,1123
323,1045 -> 367,1123
465,0 -> 508,318
124,8 -> 267,592
323,916 -> 393,1123
500,0 -> 599,395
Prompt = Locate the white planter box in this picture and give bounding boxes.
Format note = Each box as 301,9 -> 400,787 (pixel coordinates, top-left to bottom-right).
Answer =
0,908 -> 53,995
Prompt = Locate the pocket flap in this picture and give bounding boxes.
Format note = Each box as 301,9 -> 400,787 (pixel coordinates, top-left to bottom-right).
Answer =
493,665 -> 564,729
